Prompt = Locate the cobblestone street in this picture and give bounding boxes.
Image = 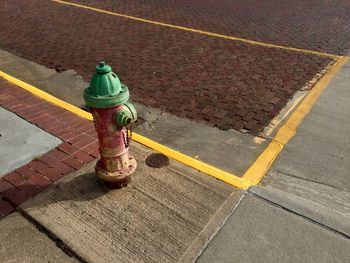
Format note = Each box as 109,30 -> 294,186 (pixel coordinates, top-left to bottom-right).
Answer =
0,0 -> 349,134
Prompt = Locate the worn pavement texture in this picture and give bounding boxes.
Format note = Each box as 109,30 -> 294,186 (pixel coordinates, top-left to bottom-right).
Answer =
0,0 -> 335,135
197,195 -> 350,263
20,143 -> 242,263
0,212 -> 78,263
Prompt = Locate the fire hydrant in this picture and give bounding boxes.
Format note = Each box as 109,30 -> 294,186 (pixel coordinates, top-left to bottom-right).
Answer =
84,62 -> 137,188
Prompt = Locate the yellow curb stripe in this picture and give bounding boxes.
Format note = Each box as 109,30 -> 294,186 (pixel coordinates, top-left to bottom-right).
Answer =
0,70 -> 249,189
242,56 -> 349,185
0,71 -> 93,121
132,133 -> 251,189
52,0 -> 340,59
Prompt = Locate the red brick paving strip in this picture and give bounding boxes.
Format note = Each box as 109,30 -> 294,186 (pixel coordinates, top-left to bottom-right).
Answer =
0,199 -> 15,218
0,78 -> 98,218
0,0 -> 333,135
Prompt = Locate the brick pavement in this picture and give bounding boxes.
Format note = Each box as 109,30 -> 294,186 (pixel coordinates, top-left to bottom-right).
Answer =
0,0 -> 334,135
63,0 -> 350,55
0,78 -> 98,218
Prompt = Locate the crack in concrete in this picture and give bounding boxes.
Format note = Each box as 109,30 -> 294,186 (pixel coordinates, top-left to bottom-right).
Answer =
249,192 -> 350,240
0,58 -> 20,66
186,192 -> 248,263
16,208 -> 88,263
271,169 -> 347,192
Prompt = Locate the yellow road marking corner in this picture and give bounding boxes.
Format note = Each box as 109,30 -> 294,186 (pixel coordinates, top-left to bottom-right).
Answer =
0,70 -> 249,189
243,56 -> 348,185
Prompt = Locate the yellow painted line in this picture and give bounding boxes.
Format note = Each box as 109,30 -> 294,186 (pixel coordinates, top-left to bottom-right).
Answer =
0,71 -> 93,121
0,70 -> 250,189
132,133 -> 251,189
51,0 -> 340,59
242,56 -> 349,185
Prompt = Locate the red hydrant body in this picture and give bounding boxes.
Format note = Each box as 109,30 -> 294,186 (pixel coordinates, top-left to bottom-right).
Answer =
84,62 -> 137,188
92,106 -> 136,186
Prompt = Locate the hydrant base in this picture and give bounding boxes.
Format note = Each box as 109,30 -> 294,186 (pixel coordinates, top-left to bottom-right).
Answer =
95,156 -> 137,188
103,177 -> 131,189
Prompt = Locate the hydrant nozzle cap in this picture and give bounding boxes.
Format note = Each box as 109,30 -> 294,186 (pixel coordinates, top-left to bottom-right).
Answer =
96,61 -> 112,74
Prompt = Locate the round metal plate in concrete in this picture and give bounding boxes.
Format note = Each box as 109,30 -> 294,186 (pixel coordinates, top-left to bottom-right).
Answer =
145,153 -> 169,168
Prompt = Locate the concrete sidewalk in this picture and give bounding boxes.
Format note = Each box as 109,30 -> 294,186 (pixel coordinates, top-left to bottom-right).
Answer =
0,107 -> 61,177
197,59 -> 350,262
0,212 -> 78,263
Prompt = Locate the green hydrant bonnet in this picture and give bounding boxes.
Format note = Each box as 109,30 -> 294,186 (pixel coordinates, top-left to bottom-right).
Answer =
84,62 -> 129,108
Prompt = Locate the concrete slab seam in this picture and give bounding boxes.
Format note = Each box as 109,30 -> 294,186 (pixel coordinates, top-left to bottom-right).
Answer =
0,70 -> 250,189
242,56 -> 349,186
16,207 -> 88,262
181,192 -> 248,263
273,168 -> 346,191
0,58 -> 19,66
247,190 -> 350,240
52,0 -> 340,59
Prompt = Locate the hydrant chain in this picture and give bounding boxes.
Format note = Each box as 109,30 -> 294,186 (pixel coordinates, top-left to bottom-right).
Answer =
123,125 -> 133,148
